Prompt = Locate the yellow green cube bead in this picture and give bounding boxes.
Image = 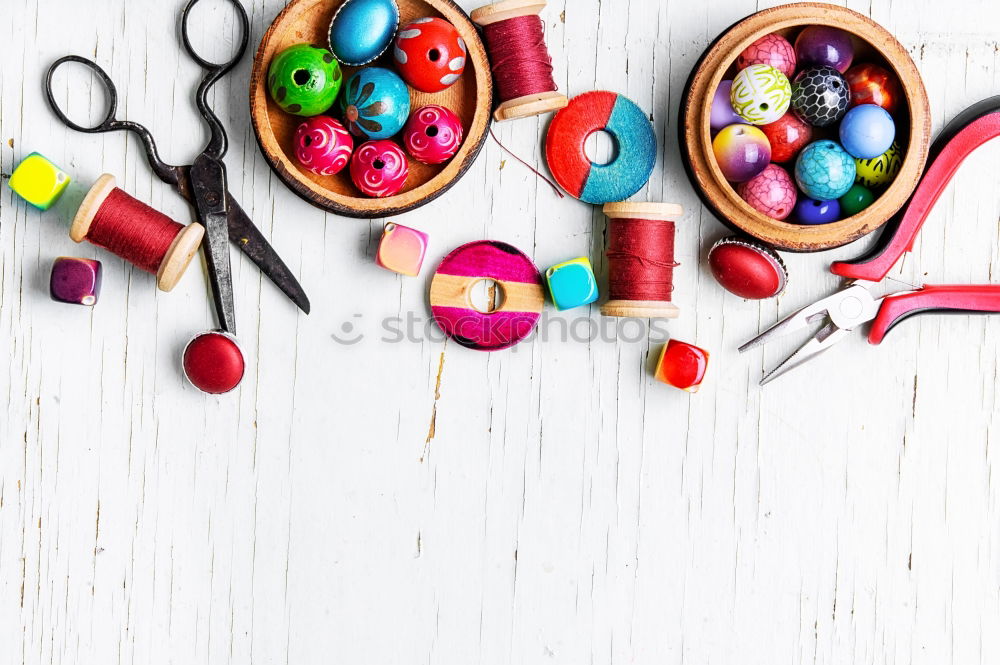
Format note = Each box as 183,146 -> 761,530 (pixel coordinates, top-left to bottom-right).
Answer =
9,153 -> 71,210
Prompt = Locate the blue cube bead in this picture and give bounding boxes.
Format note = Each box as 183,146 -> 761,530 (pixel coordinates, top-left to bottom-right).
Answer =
546,257 -> 599,310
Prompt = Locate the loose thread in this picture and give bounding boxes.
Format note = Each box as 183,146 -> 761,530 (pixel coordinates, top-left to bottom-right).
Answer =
489,129 -> 564,198
481,15 -> 558,102
85,188 -> 185,274
606,218 -> 680,302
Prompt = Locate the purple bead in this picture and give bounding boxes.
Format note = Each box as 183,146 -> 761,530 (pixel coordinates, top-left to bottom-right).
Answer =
711,81 -> 743,131
712,124 -> 772,183
794,197 -> 841,225
794,26 -> 854,73
50,257 -> 102,306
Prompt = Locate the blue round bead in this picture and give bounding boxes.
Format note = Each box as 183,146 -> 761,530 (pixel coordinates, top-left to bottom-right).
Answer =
340,67 -> 411,140
794,140 -> 856,200
328,0 -> 399,66
839,104 -> 896,159
795,197 -> 841,225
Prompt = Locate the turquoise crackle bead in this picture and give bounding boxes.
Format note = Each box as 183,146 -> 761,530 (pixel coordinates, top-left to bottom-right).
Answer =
794,140 -> 856,201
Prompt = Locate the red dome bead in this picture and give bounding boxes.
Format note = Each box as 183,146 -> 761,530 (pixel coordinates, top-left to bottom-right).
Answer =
183,331 -> 246,395
708,237 -> 787,300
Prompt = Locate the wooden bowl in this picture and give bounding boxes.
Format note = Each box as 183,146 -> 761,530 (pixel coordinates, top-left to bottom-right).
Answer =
680,3 -> 931,252
250,0 -> 493,218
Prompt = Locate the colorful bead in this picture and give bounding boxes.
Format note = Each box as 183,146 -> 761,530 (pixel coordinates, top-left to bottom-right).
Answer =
794,26 -> 854,73
791,65 -> 851,127
795,140 -> 856,201
182,331 -> 245,395
839,104 -> 895,159
710,80 -> 743,131
267,44 -> 342,116
340,67 -> 411,139
737,164 -> 797,220
708,236 -> 787,300
655,340 -> 710,392
855,141 -> 902,189
328,0 -> 399,66
712,124 -> 771,183
50,257 -> 101,306
294,116 -> 354,175
350,140 -> 409,197
730,64 -> 791,125
393,17 -> 467,93
737,33 -> 796,78
403,105 -> 464,165
845,63 -> 902,114
9,153 -> 70,210
545,257 -> 598,311
376,222 -> 429,276
838,183 -> 875,217
760,111 -> 812,163
795,197 -> 841,225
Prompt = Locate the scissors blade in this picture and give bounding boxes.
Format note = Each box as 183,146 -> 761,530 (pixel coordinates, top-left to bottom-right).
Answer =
190,155 -> 237,335
225,193 -> 312,315
176,167 -> 311,315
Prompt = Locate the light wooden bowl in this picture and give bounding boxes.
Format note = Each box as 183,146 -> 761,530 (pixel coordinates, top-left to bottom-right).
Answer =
680,3 -> 931,252
250,0 -> 493,218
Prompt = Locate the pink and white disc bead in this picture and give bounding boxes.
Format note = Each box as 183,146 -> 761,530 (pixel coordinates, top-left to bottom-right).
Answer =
294,116 -> 354,176
350,140 -> 409,198
403,105 -> 464,165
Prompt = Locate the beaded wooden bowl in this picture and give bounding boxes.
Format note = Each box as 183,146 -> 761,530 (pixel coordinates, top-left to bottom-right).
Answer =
250,0 -> 493,218
680,3 -> 931,252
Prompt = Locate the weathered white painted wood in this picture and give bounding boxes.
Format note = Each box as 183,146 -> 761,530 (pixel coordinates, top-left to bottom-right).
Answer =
1,0 -> 999,663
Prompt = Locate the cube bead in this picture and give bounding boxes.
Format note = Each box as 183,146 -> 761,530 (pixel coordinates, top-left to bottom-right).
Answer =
50,257 -> 102,306
9,153 -> 71,210
655,340 -> 709,392
545,257 -> 598,310
376,223 -> 429,277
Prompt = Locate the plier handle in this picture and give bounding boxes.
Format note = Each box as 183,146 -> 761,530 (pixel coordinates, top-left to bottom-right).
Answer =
742,97 -> 1000,385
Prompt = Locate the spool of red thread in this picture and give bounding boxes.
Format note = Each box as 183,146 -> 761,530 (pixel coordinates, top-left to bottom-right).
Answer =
71,174 -> 204,292
471,0 -> 568,122
602,202 -> 684,319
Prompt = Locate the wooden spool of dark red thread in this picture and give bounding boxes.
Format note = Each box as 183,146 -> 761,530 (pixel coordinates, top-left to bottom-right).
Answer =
471,0 -> 568,122
602,202 -> 684,319
71,174 -> 204,292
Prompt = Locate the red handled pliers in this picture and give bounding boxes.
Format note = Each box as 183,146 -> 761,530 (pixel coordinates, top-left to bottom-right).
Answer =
740,97 -> 1000,385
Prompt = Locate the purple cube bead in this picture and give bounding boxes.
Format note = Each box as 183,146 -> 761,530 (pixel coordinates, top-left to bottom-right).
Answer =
50,257 -> 102,306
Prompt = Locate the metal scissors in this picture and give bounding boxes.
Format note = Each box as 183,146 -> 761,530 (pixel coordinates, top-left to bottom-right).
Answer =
44,0 -> 310,335
741,96 -> 1000,385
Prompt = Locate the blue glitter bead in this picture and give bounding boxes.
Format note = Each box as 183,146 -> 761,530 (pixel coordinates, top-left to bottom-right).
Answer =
328,0 -> 399,66
794,197 -> 841,225
794,140 -> 856,201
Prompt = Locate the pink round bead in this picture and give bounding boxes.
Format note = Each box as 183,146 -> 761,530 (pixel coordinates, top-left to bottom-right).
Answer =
403,105 -> 464,165
737,163 -> 797,220
350,140 -> 409,198
294,116 -> 354,176
737,33 -> 797,78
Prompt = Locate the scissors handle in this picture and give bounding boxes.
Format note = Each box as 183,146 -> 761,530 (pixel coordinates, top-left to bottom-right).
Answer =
44,55 -> 183,186
180,0 -> 250,161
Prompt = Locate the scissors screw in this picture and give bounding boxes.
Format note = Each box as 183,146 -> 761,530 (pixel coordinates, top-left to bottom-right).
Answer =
205,191 -> 221,206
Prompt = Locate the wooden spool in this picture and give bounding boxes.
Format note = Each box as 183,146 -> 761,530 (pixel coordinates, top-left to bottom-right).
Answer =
470,0 -> 568,122
250,0 -> 494,219
71,174 -> 205,293
680,2 -> 931,252
601,202 -> 684,319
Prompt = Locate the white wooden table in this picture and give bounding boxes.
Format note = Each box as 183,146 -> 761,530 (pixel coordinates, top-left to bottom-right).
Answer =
2,0 -> 999,663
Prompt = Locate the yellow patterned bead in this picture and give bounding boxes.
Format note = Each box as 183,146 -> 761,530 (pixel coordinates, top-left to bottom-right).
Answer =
854,141 -> 902,189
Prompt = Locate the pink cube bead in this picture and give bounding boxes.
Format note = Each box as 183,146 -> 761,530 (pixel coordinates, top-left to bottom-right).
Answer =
50,257 -> 102,306
376,223 -> 428,277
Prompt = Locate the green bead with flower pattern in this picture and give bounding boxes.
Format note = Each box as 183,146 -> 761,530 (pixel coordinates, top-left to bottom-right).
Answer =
268,44 -> 343,117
